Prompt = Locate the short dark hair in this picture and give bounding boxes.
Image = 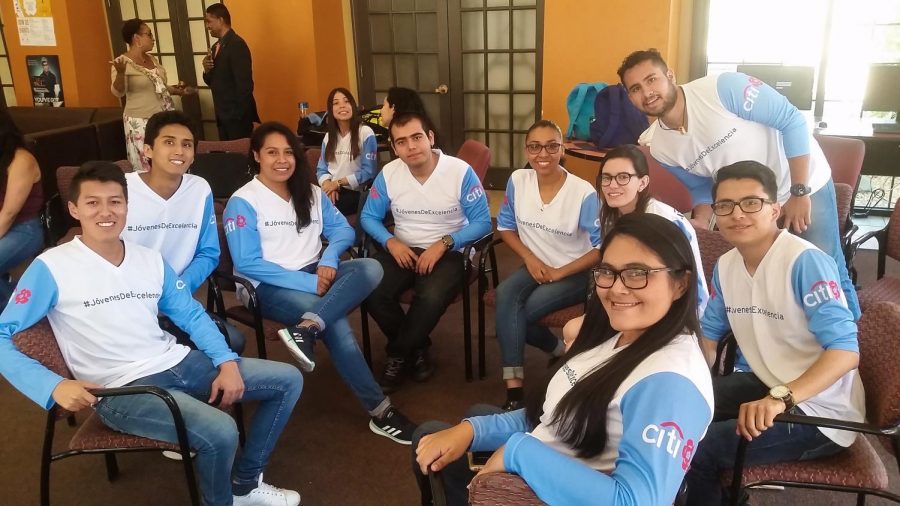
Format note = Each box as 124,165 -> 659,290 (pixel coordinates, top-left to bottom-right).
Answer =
144,110 -> 196,148
70,161 -> 128,204
121,18 -> 144,45
389,111 -> 431,139
205,3 -> 231,25
617,48 -> 669,84
712,160 -> 778,202
526,119 -> 563,139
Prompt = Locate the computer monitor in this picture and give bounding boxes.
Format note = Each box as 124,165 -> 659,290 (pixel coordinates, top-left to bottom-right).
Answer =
862,64 -> 900,114
736,64 -> 815,110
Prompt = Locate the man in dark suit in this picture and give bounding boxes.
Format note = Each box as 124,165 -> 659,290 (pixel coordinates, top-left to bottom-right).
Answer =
202,3 -> 260,140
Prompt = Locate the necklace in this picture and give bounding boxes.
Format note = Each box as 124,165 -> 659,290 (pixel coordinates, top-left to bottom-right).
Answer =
538,170 -> 566,211
657,88 -> 687,134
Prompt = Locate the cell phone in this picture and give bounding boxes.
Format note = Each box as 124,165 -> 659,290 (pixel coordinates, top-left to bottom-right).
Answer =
466,451 -> 491,471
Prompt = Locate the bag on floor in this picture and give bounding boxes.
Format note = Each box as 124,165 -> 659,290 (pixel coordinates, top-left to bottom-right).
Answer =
589,83 -> 650,149
565,82 -> 607,140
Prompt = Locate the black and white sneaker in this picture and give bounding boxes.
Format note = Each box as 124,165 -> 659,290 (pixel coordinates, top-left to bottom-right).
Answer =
369,406 -> 417,445
277,325 -> 318,372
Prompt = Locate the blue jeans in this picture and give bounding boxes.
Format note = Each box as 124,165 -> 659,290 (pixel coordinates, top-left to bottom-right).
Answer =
94,351 -> 302,506
799,179 -> 861,319
0,218 -> 44,311
685,372 -> 844,505
255,258 -> 387,412
494,266 -> 588,377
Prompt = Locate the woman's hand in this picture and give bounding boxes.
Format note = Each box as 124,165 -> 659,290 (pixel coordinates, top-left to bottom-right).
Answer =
109,56 -> 127,74
524,254 -> 550,284
416,421 -> 475,474
475,445 -> 506,477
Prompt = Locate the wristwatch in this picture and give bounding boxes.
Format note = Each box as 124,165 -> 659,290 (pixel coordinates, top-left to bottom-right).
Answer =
441,234 -> 455,250
789,183 -> 811,197
768,385 -> 796,411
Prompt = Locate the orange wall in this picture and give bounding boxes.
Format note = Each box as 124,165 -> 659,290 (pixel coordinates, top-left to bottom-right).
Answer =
1,0 -> 117,107
541,0 -> 683,128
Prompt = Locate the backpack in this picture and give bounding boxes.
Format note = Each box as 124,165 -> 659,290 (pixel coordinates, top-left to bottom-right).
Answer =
589,83 -> 650,149
565,82 -> 607,140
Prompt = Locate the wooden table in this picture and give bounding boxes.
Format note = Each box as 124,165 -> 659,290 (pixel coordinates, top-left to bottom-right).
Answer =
563,140 -> 607,162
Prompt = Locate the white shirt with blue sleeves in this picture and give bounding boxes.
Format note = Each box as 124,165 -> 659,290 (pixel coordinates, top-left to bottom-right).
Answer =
649,72 -> 830,205
645,198 -> 709,314
316,125 -> 378,190
702,231 -> 864,446
360,150 -> 492,250
121,172 -> 219,293
0,238 -> 237,410
496,168 -> 601,268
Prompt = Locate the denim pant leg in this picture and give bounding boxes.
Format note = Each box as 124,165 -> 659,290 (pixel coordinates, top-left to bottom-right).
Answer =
366,250 -> 417,355
799,179 -> 861,319
319,316 -> 388,412
231,357 -> 303,486
0,218 -> 44,309
521,271 -> 590,353
94,351 -> 242,506
160,314 -> 246,355
411,404 -> 504,506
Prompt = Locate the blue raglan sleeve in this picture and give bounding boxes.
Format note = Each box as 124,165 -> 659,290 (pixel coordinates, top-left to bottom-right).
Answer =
347,129 -> 378,189
716,72 -> 809,158
0,260 -> 64,409
319,190 -> 354,268
496,177 -> 517,231
180,192 -> 220,294
505,372 -> 712,506
671,218 -> 709,314
450,167 -> 492,248
316,136 -> 331,184
790,249 -> 858,352
700,265 -> 731,341
658,160 -> 716,206
465,408 -> 531,452
223,196 -> 317,293
158,261 -> 238,366
580,191 -> 602,247
360,172 -> 395,248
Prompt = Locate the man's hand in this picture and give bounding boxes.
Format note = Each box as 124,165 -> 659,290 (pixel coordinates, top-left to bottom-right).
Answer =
316,265 -> 337,296
202,49 -> 215,72
416,422 -> 475,474
523,254 -> 550,283
209,361 -> 244,409
52,379 -> 101,412
386,238 -> 419,270
736,396 -> 786,441
416,241 -> 447,275
475,445 -> 506,477
781,195 -> 811,234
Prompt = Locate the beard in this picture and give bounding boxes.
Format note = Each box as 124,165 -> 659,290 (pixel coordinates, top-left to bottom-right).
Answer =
644,83 -> 679,118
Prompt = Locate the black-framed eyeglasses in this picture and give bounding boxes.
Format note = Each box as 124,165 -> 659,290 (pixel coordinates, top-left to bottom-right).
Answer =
592,266 -> 678,289
598,172 -> 637,187
139,31 -> 154,39
711,197 -> 774,216
525,142 -> 561,155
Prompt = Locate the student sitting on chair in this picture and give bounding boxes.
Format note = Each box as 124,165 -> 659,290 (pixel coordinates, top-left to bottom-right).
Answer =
0,162 -> 302,506
413,214 -> 713,506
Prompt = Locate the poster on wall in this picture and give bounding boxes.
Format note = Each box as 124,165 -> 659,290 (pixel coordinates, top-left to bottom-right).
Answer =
12,0 -> 56,46
27,55 -> 63,107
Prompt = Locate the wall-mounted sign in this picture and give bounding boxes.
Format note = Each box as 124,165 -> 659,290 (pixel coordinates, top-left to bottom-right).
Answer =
12,0 -> 56,46
26,54 -> 62,107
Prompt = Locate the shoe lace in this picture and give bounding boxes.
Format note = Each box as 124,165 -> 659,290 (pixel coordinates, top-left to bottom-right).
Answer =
385,358 -> 404,376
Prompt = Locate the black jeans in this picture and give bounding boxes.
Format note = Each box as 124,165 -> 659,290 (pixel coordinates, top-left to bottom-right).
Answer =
411,404 -> 503,506
366,248 -> 464,359
216,117 -> 254,141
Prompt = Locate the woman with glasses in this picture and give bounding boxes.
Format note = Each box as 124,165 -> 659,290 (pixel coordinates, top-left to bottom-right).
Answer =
597,144 -> 708,313
412,214 -> 713,506
493,120 -> 601,410
110,18 -> 197,172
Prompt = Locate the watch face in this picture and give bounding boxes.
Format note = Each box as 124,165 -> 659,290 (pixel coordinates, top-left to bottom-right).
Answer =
770,385 -> 790,398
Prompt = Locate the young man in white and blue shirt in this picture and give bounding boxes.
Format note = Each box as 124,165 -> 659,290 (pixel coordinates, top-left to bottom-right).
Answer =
0,162 -> 302,506
686,161 -> 864,505
361,111 -> 492,392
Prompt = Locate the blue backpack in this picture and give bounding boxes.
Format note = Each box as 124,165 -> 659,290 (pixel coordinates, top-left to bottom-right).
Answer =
565,82 -> 607,140
589,83 -> 649,149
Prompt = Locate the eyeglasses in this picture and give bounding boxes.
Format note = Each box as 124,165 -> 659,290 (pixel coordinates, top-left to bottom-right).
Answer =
592,266 -> 678,289
525,142 -> 561,155
711,197 -> 774,216
598,172 -> 637,187
138,31 -> 154,39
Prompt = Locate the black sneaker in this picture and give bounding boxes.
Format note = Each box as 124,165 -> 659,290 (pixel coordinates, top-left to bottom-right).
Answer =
502,399 -> 523,411
410,349 -> 435,382
369,406 -> 416,445
277,325 -> 318,372
379,356 -> 406,393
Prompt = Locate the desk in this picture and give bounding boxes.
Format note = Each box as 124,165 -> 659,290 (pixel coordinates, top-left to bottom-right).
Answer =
564,141 -> 607,162
816,122 -> 900,177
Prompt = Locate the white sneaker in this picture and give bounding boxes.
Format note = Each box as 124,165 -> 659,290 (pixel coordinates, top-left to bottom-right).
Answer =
162,450 -> 196,461
233,474 -> 300,506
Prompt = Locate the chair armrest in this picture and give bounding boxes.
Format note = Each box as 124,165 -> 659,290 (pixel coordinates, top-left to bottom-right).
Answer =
478,237 -> 506,274
89,385 -> 192,454
773,411 -> 898,439
208,270 -> 264,320
463,231 -> 495,270
848,228 -> 886,255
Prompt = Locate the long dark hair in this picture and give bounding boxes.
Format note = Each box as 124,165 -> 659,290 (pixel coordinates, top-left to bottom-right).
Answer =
386,86 -> 441,148
524,213 -> 699,459
249,122 -> 313,233
324,87 -> 361,163
0,107 -> 29,180
597,144 -> 652,238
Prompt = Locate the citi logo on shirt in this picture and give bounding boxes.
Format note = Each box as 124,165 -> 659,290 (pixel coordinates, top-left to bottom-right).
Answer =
742,76 -> 764,112
642,420 -> 695,470
223,215 -> 247,234
465,185 -> 485,203
369,186 -> 381,200
14,288 -> 31,305
804,280 -> 842,307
